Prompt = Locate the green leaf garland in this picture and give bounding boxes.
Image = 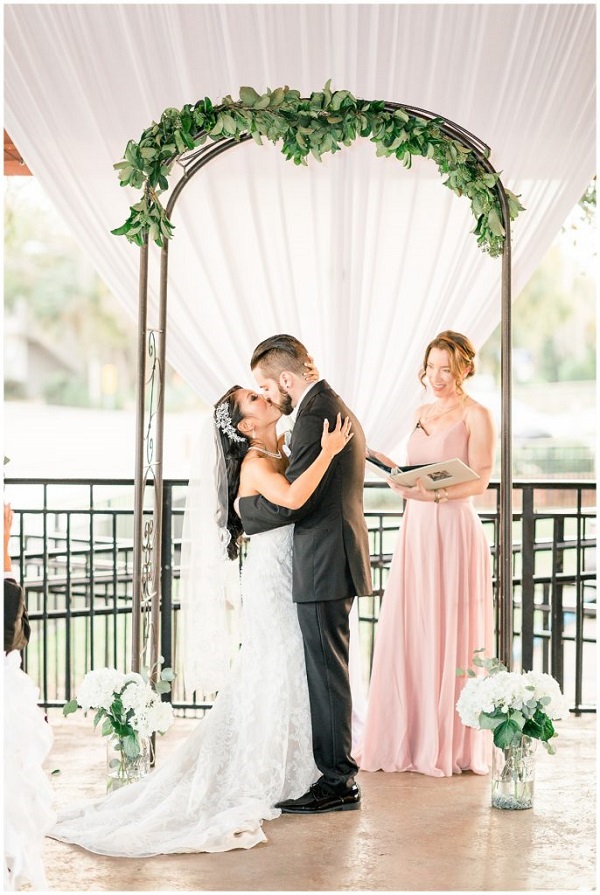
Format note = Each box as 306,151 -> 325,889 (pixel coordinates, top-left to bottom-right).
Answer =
112,82 -> 524,257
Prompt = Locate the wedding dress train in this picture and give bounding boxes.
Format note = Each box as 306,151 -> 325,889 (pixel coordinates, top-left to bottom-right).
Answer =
50,527 -> 319,855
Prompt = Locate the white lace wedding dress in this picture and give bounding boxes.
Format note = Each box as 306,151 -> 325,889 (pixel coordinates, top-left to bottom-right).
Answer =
50,526 -> 319,855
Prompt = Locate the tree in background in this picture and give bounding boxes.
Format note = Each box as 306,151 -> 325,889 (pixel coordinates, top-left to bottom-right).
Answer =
4,181 -> 135,407
4,180 -> 202,410
479,182 -> 596,386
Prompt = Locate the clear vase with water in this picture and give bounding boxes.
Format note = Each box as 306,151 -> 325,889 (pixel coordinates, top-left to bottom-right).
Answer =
106,733 -> 151,792
491,735 -> 536,809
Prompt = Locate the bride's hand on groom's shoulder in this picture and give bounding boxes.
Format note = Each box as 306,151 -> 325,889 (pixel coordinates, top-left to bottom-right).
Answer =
303,356 -> 319,383
322,413 -> 353,457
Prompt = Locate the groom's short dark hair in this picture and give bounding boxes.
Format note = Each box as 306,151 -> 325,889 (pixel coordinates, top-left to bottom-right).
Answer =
250,334 -> 309,376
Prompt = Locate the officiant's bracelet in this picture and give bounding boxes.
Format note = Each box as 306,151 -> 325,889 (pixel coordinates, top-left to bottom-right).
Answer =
434,488 -> 449,503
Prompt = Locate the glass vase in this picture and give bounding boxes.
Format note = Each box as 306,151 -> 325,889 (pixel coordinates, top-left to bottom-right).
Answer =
106,733 -> 151,792
491,735 -> 536,810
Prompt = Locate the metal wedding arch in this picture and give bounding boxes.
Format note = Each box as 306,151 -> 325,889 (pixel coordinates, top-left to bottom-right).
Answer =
121,91 -> 516,681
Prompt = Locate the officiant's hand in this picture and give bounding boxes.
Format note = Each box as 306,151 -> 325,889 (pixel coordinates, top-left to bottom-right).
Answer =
388,477 -> 436,501
367,447 -> 397,469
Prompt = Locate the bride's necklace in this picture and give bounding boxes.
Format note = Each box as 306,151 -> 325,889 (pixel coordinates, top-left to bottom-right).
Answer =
248,444 -> 282,460
416,398 -> 463,435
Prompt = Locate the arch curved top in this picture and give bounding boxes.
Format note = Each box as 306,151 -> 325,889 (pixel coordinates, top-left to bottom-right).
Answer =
165,101 -> 497,220
112,85 -> 524,259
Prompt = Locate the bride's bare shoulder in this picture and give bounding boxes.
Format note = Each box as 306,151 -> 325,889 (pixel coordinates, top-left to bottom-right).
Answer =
239,452 -> 276,485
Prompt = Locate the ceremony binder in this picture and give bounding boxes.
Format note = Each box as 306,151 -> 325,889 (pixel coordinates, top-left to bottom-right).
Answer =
366,456 -> 480,490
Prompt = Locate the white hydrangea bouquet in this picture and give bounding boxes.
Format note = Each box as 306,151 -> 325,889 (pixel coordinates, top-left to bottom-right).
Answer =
64,663 -> 175,763
456,650 -> 569,753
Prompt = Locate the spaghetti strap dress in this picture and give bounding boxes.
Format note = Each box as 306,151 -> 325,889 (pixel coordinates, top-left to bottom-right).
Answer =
357,419 -> 494,776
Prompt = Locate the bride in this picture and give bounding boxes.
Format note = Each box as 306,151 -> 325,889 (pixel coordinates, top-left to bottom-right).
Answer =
49,384 -> 353,856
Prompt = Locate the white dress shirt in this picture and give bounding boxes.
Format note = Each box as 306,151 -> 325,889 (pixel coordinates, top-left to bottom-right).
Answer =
290,380 -> 320,424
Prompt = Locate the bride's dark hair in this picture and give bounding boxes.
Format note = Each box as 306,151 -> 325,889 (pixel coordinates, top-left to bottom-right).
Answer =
214,386 -> 250,560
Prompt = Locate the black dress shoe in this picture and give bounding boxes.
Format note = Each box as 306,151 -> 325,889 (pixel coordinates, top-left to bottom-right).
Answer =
275,781 -> 361,814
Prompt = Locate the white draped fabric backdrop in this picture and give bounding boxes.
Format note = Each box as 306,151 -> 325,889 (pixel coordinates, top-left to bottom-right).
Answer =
4,3 -> 596,454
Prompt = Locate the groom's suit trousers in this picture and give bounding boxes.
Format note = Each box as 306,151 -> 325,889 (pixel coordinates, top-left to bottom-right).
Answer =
296,595 -> 358,789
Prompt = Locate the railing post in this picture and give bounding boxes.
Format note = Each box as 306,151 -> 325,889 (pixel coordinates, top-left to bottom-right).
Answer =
160,481 -> 173,686
520,486 -> 535,670
551,516 -> 565,688
65,513 -> 72,700
574,485 -> 584,714
88,483 -> 96,668
541,583 -> 550,672
492,486 -> 501,657
42,483 -> 49,703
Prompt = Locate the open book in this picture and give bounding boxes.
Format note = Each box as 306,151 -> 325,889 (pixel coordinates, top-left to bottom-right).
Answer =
366,456 -> 480,490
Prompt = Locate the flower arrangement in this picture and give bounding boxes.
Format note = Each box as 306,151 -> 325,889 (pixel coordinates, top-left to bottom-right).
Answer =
64,663 -> 176,781
456,650 -> 569,753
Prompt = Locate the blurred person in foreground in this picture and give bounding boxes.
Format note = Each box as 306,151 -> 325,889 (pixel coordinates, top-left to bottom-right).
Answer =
4,503 -> 30,653
4,502 -> 55,889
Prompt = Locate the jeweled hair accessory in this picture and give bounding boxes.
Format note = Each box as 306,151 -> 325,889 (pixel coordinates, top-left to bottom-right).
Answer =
215,401 -> 246,443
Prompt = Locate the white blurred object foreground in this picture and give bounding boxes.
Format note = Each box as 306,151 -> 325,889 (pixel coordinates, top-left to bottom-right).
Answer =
3,650 -> 56,891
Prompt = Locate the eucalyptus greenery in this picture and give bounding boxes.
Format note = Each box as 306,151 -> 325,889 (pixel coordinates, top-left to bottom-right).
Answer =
63,662 -> 176,762
456,650 -> 568,753
112,82 -> 524,256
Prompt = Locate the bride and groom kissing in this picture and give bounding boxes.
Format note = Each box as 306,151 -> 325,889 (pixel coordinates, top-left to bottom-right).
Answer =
51,332 -> 372,856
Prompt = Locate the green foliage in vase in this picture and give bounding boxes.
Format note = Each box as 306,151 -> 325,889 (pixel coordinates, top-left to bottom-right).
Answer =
456,650 -> 569,753
63,661 -> 176,760
112,81 -> 524,257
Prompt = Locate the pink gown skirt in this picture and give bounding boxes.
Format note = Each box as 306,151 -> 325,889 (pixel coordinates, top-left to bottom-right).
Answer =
357,420 -> 494,776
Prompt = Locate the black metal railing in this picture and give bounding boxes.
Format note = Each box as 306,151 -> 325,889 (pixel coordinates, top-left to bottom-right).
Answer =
5,477 -> 596,714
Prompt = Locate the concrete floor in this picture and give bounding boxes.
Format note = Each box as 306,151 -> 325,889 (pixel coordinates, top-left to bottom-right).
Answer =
42,710 -> 596,891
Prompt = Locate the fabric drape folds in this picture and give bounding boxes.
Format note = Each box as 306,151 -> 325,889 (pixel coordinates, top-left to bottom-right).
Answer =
4,4 -> 595,451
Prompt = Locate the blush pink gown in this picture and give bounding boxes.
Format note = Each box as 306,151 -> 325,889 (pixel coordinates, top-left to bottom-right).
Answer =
357,419 -> 494,776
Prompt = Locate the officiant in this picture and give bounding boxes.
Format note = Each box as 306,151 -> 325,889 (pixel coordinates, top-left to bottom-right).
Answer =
355,331 -> 496,777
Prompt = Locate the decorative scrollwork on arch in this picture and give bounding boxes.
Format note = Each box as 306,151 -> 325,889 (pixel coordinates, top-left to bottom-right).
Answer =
137,328 -> 163,671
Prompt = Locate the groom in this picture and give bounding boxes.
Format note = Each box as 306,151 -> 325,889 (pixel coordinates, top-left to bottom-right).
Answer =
238,334 -> 372,814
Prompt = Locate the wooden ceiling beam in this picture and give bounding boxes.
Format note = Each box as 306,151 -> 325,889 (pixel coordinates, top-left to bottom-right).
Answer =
4,130 -> 32,175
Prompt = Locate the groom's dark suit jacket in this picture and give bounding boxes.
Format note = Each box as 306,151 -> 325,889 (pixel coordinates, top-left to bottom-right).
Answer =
239,380 -> 372,602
